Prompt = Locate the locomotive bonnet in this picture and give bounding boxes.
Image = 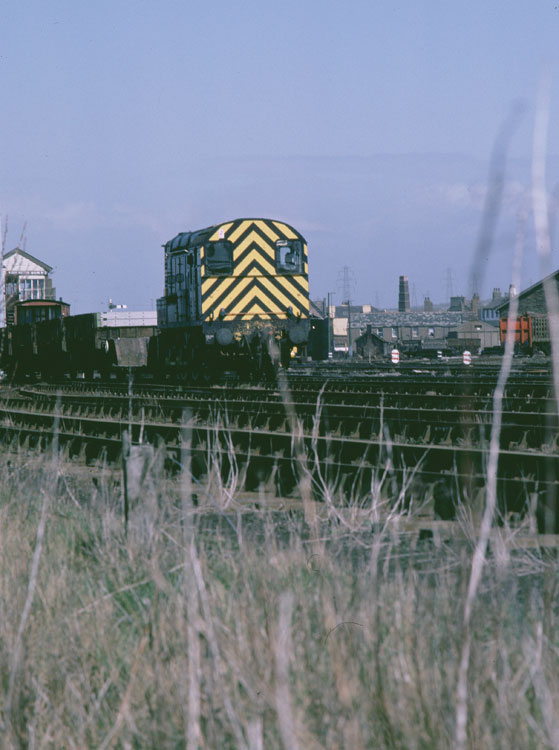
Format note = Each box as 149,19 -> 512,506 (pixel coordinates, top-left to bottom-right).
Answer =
153,218 -> 311,377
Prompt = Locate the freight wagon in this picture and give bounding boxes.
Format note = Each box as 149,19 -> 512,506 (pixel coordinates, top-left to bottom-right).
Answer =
2,302 -> 157,380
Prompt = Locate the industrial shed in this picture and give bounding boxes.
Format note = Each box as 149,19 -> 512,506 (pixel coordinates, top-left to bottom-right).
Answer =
447,320 -> 501,352
495,272 -> 559,318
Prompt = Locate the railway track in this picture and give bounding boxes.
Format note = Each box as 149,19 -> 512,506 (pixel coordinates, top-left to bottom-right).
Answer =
1,361 -> 559,526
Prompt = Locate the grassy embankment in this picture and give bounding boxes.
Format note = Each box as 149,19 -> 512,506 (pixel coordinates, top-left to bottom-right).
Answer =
0,436 -> 557,749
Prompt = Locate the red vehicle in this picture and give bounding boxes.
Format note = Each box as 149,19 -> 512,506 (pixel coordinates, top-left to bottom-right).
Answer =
499,316 -> 533,347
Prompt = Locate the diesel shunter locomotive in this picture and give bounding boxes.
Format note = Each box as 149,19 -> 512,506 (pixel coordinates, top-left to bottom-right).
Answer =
152,218 -> 310,378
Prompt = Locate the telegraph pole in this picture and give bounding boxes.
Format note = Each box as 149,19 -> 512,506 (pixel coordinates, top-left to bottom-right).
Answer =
341,265 -> 353,357
327,291 -> 334,359
0,216 -> 5,329
347,299 -> 352,357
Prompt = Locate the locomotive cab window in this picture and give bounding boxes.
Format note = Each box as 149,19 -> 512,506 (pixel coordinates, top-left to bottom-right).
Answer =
205,241 -> 233,275
276,240 -> 303,274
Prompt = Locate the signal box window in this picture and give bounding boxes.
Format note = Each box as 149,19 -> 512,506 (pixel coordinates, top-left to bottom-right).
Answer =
276,240 -> 303,274
205,241 -> 233,275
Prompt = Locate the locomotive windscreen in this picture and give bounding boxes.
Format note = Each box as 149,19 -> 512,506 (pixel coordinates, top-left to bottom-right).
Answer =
205,241 -> 233,275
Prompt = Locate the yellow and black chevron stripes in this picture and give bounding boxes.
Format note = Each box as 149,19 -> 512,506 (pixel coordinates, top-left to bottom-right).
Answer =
202,276 -> 309,320
211,219 -> 277,245
208,221 -> 234,241
233,232 -> 276,276
272,221 -> 298,239
206,219 -> 308,274
199,218 -> 309,321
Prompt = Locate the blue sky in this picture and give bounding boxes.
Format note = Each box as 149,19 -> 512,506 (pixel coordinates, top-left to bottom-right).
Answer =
2,0 -> 559,312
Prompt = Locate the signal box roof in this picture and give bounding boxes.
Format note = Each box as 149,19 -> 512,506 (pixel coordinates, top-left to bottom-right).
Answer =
4,247 -> 53,274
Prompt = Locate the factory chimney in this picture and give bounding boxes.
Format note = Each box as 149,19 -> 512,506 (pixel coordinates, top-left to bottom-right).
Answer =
471,293 -> 480,316
398,275 -> 410,312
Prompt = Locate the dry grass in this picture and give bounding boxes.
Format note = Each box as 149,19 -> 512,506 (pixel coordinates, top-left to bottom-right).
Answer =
0,447 -> 556,749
